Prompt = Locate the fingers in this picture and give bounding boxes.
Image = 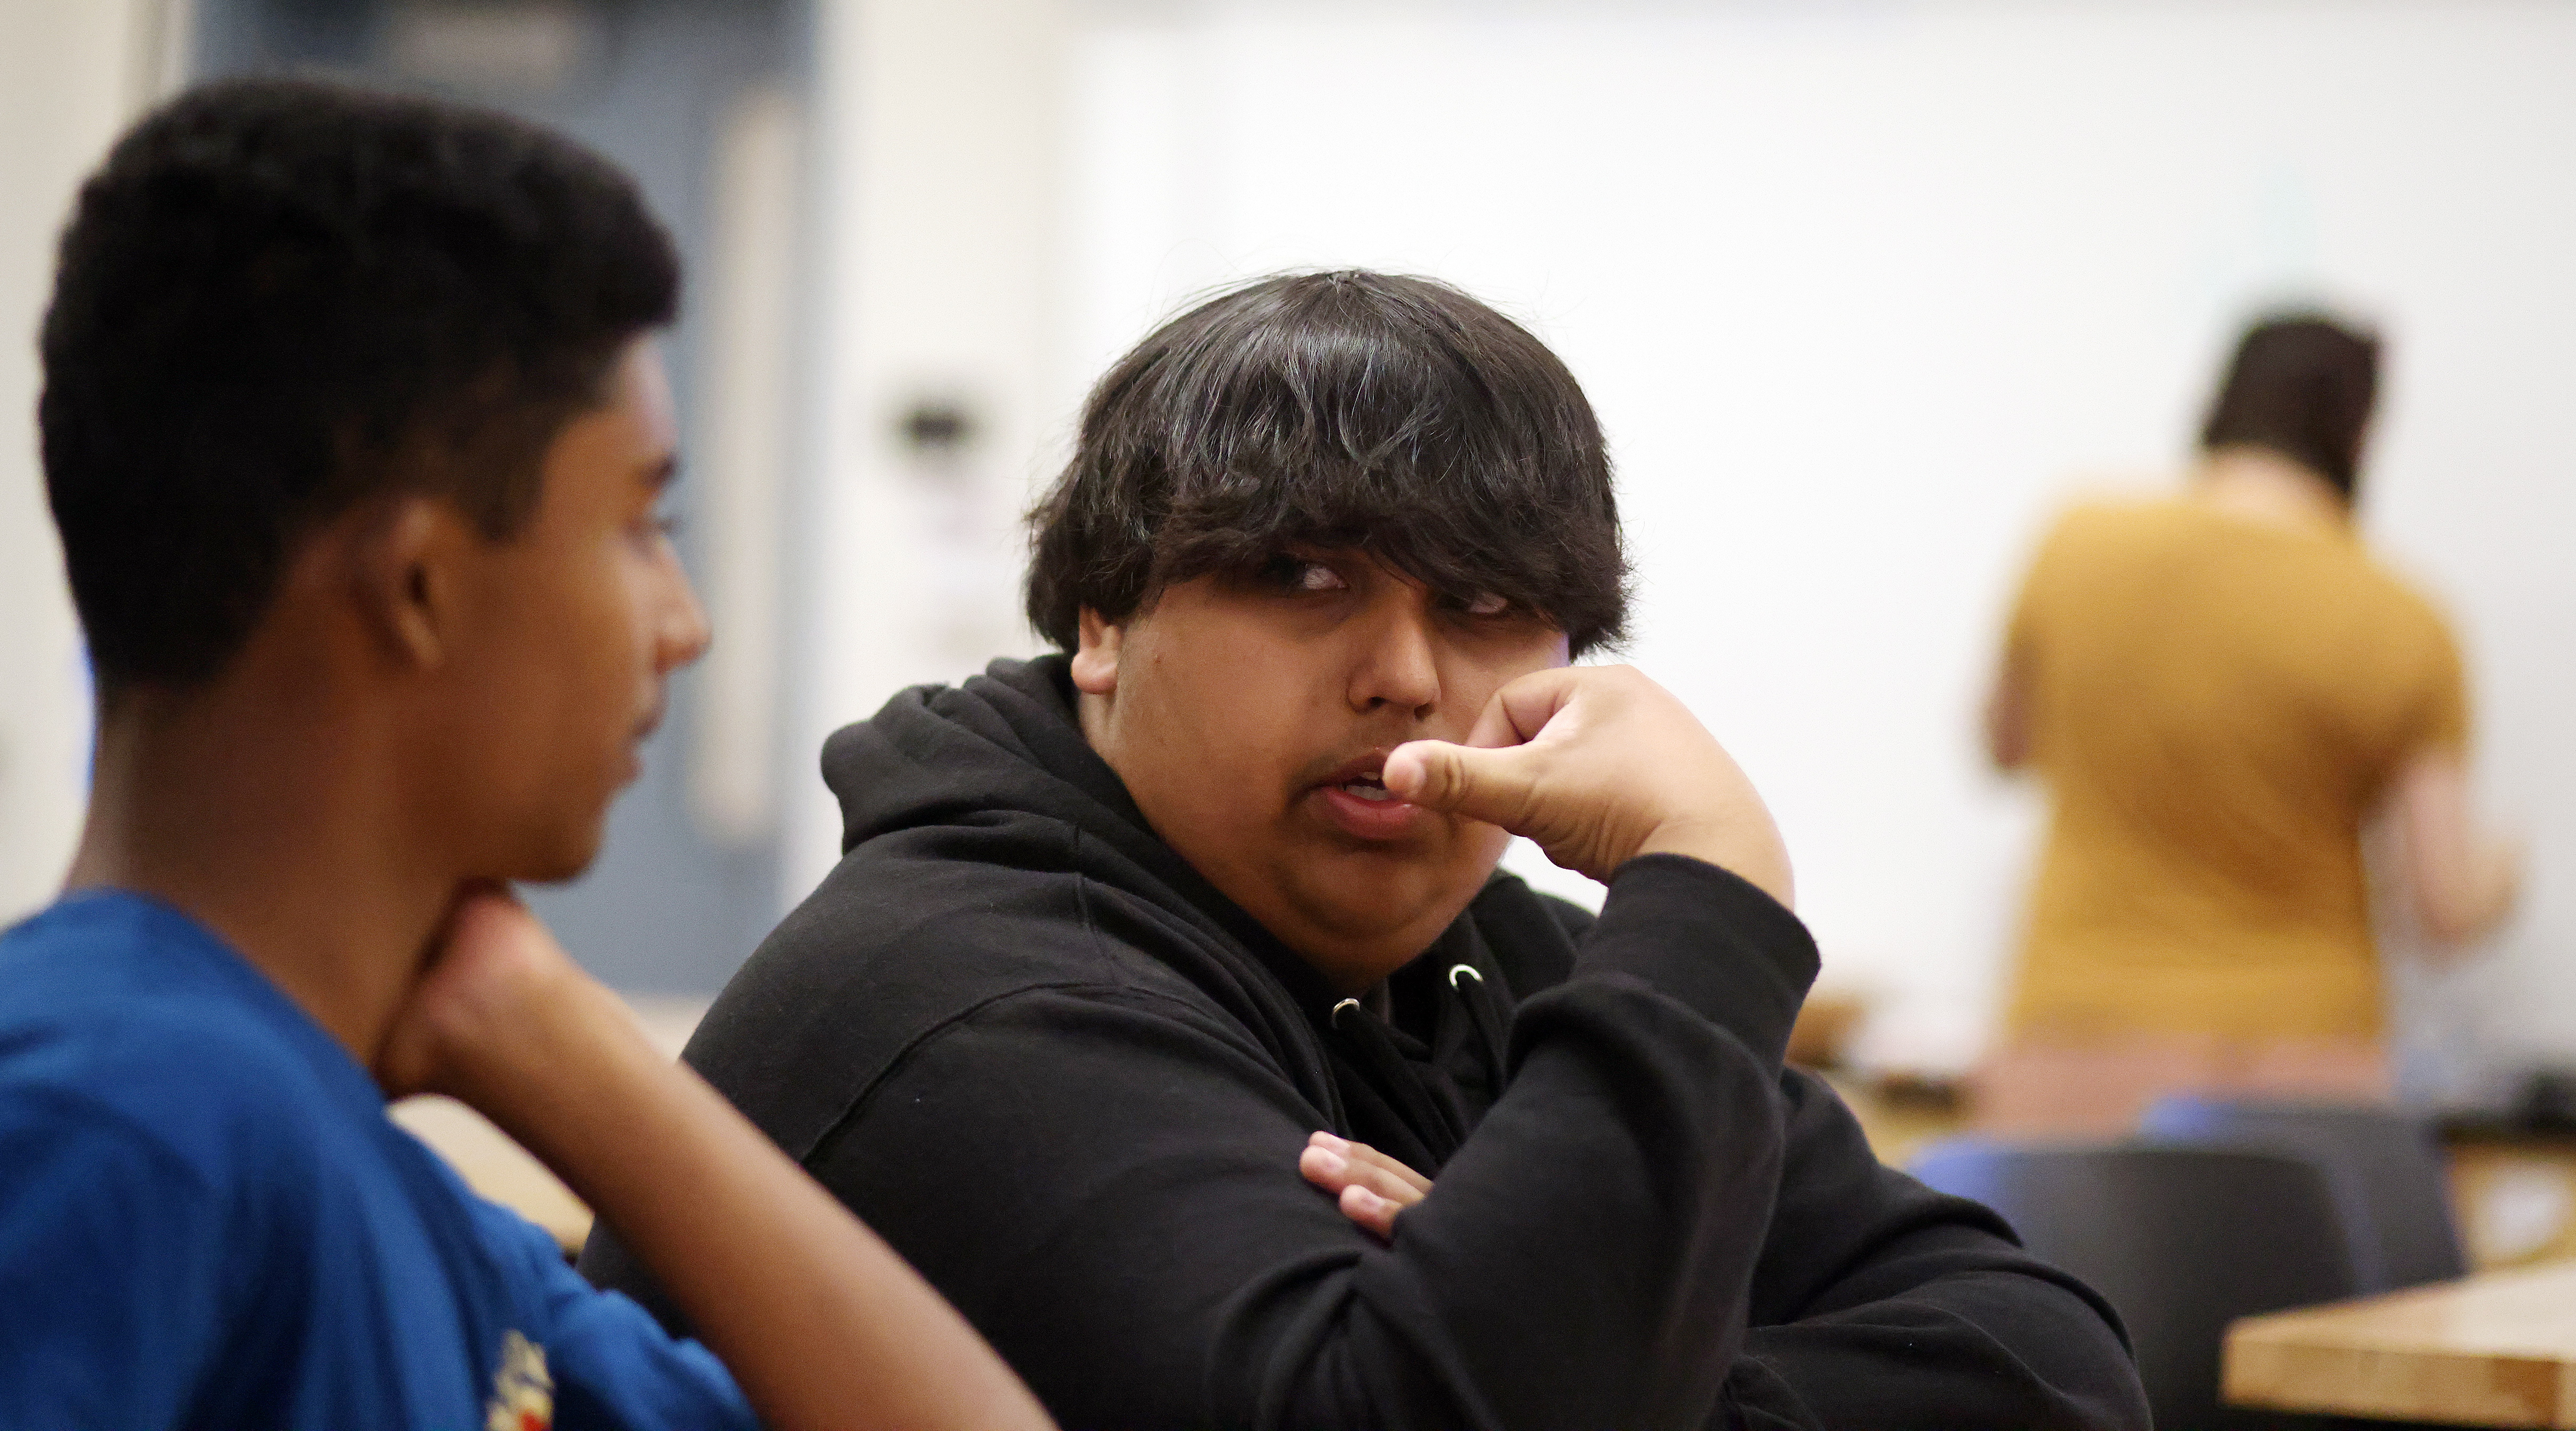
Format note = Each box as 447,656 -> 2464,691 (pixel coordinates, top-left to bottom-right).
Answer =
1398,664 -> 1795,896
1488,664 -> 1587,744
1384,665 -> 1601,827
1301,1131 -> 1431,1241
1383,740 -> 1540,829
1464,666 -> 1576,749
1319,1131 -> 1431,1196
436,880 -> 538,954
1337,1183 -> 1403,1240
1299,1138 -> 1426,1207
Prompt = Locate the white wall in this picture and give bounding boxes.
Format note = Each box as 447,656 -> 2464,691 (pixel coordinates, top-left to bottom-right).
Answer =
791,0 -> 1073,902
0,0 -> 172,925
1058,1 -> 2576,1078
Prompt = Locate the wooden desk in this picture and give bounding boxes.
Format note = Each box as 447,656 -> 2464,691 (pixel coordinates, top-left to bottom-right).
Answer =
2226,1260 -> 2576,1428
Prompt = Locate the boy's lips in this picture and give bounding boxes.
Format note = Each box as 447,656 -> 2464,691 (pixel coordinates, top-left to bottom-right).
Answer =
622,698 -> 667,779
1309,750 -> 1428,842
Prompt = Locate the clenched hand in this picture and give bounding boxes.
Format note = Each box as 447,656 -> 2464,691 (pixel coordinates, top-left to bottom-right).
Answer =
1384,665 -> 1792,906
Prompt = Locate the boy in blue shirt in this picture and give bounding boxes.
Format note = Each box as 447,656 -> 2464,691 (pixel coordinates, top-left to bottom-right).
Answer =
0,77 -> 1053,1431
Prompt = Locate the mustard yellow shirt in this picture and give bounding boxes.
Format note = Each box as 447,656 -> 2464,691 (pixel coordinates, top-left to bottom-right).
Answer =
2003,497 -> 2467,1043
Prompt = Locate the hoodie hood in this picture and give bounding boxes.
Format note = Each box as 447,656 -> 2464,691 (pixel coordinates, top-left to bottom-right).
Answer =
821,654 -> 1352,1016
824,654 -> 1137,857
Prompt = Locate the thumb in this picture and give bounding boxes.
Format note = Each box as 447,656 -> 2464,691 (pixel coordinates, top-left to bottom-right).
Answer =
1384,739 -> 1539,832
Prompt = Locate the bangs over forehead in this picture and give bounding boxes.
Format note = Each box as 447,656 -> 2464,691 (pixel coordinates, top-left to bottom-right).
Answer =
1026,271 -> 1629,655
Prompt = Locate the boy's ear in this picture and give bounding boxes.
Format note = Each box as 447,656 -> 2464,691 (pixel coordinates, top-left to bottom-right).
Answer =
351,495 -> 469,673
1069,608 -> 1123,695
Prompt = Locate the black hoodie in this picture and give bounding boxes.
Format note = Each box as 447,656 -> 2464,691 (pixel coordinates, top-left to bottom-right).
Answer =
580,656 -> 2148,1431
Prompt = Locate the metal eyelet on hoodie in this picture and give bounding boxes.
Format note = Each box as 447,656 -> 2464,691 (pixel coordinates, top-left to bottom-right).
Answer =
1447,964 -> 1513,1096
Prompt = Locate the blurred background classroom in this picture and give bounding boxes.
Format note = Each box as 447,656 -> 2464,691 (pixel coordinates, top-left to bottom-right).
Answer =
3,0 -> 2574,1421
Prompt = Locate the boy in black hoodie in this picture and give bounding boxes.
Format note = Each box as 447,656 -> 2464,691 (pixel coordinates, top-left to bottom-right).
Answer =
581,272 -> 2150,1430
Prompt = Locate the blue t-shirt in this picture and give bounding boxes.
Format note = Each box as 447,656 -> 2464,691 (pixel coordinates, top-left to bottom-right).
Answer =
0,891 -> 757,1431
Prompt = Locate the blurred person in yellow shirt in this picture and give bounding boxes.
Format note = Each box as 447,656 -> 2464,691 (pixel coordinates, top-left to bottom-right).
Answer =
1979,315 -> 2520,1134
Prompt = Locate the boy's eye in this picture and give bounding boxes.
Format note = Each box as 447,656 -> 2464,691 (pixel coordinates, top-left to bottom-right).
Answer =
1262,555 -> 1348,594
1462,592 -> 1509,617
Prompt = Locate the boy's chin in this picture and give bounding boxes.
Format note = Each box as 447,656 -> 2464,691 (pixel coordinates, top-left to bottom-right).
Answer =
500,817 -> 611,886
1315,841 -> 1507,908
1295,866 -> 1498,968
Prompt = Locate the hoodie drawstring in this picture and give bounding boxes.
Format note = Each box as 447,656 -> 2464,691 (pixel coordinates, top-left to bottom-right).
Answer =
1331,997 -> 1469,1157
1328,961 -> 1515,1164
1446,963 -> 1513,1097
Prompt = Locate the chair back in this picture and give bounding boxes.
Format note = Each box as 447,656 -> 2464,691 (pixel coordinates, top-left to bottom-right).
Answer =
1913,1138 -> 2359,1431
2138,1096 -> 2466,1293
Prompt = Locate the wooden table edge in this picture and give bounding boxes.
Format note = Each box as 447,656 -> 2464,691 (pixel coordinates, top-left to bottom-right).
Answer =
2226,1293 -> 2576,1429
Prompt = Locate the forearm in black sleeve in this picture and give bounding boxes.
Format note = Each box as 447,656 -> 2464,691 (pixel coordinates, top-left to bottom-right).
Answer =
1717,1074 -> 2152,1431
1725,1233 -> 2150,1431
1235,855 -> 1820,1430
798,856 -> 1821,1431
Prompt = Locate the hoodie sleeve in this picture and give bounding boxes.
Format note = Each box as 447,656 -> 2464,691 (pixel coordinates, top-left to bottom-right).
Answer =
1719,1073 -> 2151,1430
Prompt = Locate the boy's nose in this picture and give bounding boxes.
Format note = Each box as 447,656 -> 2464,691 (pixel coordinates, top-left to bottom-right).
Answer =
661,570 -> 714,672
1349,603 -> 1442,718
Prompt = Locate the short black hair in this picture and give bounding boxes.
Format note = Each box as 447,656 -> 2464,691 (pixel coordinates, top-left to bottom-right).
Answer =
1025,271 -> 1628,656
2200,312 -> 2381,498
41,75 -> 680,693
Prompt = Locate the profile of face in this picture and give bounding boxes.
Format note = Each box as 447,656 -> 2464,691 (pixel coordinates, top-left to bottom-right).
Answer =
401,337 -> 709,881
1074,550 -> 1570,994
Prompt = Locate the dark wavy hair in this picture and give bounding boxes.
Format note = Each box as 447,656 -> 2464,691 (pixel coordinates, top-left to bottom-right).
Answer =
1025,271 -> 1629,656
41,76 -> 679,695
2200,313 -> 2381,498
